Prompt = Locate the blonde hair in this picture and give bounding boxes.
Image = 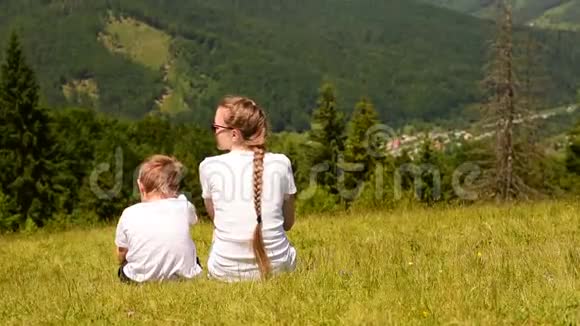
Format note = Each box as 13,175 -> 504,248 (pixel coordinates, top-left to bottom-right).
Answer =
218,95 -> 271,279
138,155 -> 184,197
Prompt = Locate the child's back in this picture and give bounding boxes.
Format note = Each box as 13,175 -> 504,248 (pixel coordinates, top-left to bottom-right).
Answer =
115,195 -> 202,282
114,155 -> 202,283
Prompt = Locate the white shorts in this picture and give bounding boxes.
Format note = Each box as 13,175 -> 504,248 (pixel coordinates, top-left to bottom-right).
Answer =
207,245 -> 297,282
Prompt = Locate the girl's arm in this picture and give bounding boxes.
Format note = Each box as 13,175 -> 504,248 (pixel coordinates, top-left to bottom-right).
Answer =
115,214 -> 129,264
116,247 -> 128,265
204,198 -> 215,222
283,194 -> 295,231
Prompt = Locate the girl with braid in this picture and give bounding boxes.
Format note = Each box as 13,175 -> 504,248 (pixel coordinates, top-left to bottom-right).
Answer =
199,96 -> 297,281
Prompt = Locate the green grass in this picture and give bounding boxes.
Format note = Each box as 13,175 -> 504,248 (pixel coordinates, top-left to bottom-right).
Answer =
1,202 -> 579,324
99,15 -> 171,70
157,65 -> 192,114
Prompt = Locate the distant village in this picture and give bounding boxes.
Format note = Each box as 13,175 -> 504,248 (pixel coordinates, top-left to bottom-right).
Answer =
386,129 -> 473,158
385,105 -> 578,159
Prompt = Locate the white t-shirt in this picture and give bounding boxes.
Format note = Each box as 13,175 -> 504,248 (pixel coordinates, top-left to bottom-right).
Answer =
199,150 -> 297,281
114,194 -> 203,282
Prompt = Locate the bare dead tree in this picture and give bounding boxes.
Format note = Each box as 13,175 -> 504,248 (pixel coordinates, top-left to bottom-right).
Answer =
479,0 -> 543,201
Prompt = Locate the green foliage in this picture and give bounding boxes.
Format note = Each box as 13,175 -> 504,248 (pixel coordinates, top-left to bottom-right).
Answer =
566,121 -> 580,177
267,132 -> 310,190
0,32 -> 58,230
529,153 -> 572,196
22,217 -> 39,234
349,161 -> 397,211
296,186 -> 342,216
414,139 -> 440,204
344,97 -> 380,183
308,83 -> 346,196
0,190 -> 19,231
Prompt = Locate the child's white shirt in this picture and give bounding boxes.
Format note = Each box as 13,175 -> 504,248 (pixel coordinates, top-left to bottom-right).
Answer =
200,150 -> 297,281
115,194 -> 202,282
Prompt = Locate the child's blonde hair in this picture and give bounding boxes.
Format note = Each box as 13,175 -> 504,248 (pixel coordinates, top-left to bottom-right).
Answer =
138,155 -> 184,197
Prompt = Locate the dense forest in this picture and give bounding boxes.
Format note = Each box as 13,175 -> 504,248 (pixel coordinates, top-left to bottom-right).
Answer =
1,0 -> 580,131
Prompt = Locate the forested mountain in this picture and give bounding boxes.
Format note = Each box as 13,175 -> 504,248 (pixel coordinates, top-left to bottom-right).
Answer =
1,0 -> 580,131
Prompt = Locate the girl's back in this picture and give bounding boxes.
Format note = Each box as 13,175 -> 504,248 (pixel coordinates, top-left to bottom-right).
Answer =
200,150 -> 297,281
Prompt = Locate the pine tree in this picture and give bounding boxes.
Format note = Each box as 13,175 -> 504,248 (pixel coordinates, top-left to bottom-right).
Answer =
0,32 -> 55,230
415,137 -> 440,204
343,97 -> 379,199
345,97 -> 379,176
307,82 -> 346,196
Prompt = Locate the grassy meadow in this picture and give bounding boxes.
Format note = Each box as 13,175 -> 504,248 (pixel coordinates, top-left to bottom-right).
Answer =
100,15 -> 171,70
0,202 -> 579,324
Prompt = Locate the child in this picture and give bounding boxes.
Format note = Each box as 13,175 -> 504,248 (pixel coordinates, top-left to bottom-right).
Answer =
201,96 -> 297,282
114,155 -> 202,283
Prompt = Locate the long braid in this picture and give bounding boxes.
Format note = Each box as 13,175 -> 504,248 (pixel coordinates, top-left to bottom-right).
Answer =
219,96 -> 271,279
252,145 -> 271,279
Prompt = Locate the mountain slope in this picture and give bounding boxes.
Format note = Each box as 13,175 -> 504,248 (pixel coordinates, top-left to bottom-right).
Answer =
1,0 -> 580,131
426,0 -> 580,30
